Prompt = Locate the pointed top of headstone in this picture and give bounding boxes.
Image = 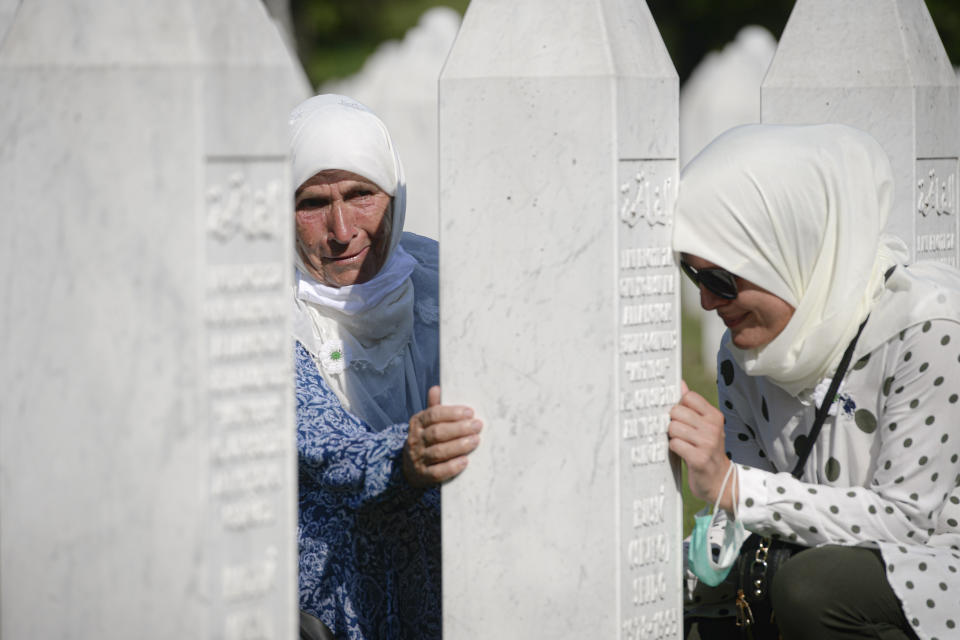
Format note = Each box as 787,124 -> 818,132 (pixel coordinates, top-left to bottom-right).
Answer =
443,0 -> 674,80
764,0 -> 956,88
0,0 -> 196,64
0,0 -> 296,69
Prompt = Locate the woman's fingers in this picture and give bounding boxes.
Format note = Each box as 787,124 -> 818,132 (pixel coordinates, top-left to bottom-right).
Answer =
418,418 -> 482,459
677,386 -> 724,420
669,404 -> 723,444
667,385 -> 732,505
415,404 -> 474,430
427,385 -> 441,407
420,433 -> 481,466
415,456 -> 470,485
421,417 -> 483,446
405,403 -> 483,487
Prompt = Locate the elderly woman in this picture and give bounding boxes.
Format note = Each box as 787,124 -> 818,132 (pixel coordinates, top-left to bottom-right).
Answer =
669,124 -> 960,640
290,94 -> 481,639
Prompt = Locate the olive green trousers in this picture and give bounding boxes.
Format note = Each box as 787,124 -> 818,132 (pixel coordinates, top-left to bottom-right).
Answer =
686,545 -> 918,640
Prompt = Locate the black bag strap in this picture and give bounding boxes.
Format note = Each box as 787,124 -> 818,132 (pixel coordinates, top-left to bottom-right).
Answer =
790,316 -> 869,478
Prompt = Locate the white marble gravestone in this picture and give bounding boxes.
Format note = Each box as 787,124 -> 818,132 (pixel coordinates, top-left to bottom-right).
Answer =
0,0 -> 18,42
439,0 -> 682,637
0,1 -> 306,638
762,0 -> 960,266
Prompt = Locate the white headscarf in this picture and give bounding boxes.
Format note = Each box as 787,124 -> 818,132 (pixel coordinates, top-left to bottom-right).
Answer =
290,94 -> 430,429
673,124 -> 909,396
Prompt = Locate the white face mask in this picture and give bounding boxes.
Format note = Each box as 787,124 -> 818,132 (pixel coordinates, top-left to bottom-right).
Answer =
687,463 -> 747,587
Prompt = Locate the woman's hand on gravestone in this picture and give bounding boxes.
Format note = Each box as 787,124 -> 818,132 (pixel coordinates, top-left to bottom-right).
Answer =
668,381 -> 735,513
403,386 -> 483,488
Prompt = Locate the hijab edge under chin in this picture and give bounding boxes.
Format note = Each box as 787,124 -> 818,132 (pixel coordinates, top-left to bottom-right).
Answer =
673,124 -> 901,397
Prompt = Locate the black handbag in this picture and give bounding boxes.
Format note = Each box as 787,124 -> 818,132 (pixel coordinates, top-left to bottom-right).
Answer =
734,317 -> 868,639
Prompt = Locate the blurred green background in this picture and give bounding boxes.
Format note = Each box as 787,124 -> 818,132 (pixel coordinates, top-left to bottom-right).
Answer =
286,0 -> 960,533
290,0 -> 960,87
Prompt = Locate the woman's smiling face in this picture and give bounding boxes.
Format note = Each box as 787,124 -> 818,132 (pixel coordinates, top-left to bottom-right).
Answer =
683,253 -> 796,350
295,169 -> 391,287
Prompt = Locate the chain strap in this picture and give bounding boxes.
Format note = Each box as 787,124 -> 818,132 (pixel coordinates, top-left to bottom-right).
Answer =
735,589 -> 755,629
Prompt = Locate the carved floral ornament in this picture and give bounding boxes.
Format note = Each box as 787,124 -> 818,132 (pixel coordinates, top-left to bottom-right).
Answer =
917,168 -> 956,217
620,170 -> 672,228
207,171 -> 283,242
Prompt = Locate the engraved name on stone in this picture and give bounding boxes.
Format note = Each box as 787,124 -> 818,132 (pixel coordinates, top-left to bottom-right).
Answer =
620,330 -> 677,355
622,303 -> 674,326
211,462 -> 284,497
624,358 -> 671,382
221,546 -> 280,602
212,430 -> 288,463
620,385 -> 679,411
916,233 -> 955,251
212,396 -> 283,430
622,414 -> 670,440
619,274 -> 676,297
209,363 -> 288,394
205,297 -> 287,326
204,163 -> 291,637
224,609 -> 274,640
221,498 -> 277,530
623,482 -> 679,639
627,533 -> 670,569
632,484 -> 666,527
617,158 -> 679,640
623,415 -> 670,468
211,330 -> 286,360
621,609 -> 680,640
208,263 -> 285,293
620,247 -> 673,269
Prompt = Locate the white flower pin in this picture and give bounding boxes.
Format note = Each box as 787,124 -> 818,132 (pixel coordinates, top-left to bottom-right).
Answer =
319,339 -> 346,374
810,377 -> 855,417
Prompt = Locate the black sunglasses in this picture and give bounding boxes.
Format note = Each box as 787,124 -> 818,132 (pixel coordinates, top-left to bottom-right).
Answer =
680,260 -> 739,300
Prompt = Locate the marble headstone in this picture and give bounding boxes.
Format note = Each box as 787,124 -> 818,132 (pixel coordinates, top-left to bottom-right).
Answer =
762,0 -> 960,266
0,1 -> 307,638
439,0 -> 682,637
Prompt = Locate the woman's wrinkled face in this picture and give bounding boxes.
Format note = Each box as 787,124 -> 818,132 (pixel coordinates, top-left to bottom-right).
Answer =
683,254 -> 795,350
295,170 -> 391,287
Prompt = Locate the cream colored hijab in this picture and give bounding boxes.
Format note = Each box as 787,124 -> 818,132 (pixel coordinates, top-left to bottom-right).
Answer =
290,94 -> 429,429
673,124 -> 908,397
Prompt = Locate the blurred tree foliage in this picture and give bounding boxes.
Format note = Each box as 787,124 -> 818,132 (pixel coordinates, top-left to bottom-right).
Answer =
649,0 -> 960,83
290,0 -> 468,86
291,0 -> 960,89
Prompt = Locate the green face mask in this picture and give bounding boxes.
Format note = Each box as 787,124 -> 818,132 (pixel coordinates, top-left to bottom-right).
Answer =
687,463 -> 746,587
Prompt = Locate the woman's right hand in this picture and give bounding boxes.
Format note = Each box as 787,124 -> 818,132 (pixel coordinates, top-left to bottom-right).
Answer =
668,381 -> 734,511
403,386 -> 483,488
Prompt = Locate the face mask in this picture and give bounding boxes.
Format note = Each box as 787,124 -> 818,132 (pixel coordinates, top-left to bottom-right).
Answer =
687,463 -> 746,587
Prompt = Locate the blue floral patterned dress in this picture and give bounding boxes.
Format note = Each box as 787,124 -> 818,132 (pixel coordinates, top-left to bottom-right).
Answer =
296,340 -> 441,639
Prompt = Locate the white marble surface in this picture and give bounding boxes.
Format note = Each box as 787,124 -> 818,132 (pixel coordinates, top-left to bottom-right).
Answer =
439,0 -> 681,636
762,0 -> 959,266
324,7 -> 461,240
0,0 -> 18,44
679,25 -> 777,376
0,1 -> 306,637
